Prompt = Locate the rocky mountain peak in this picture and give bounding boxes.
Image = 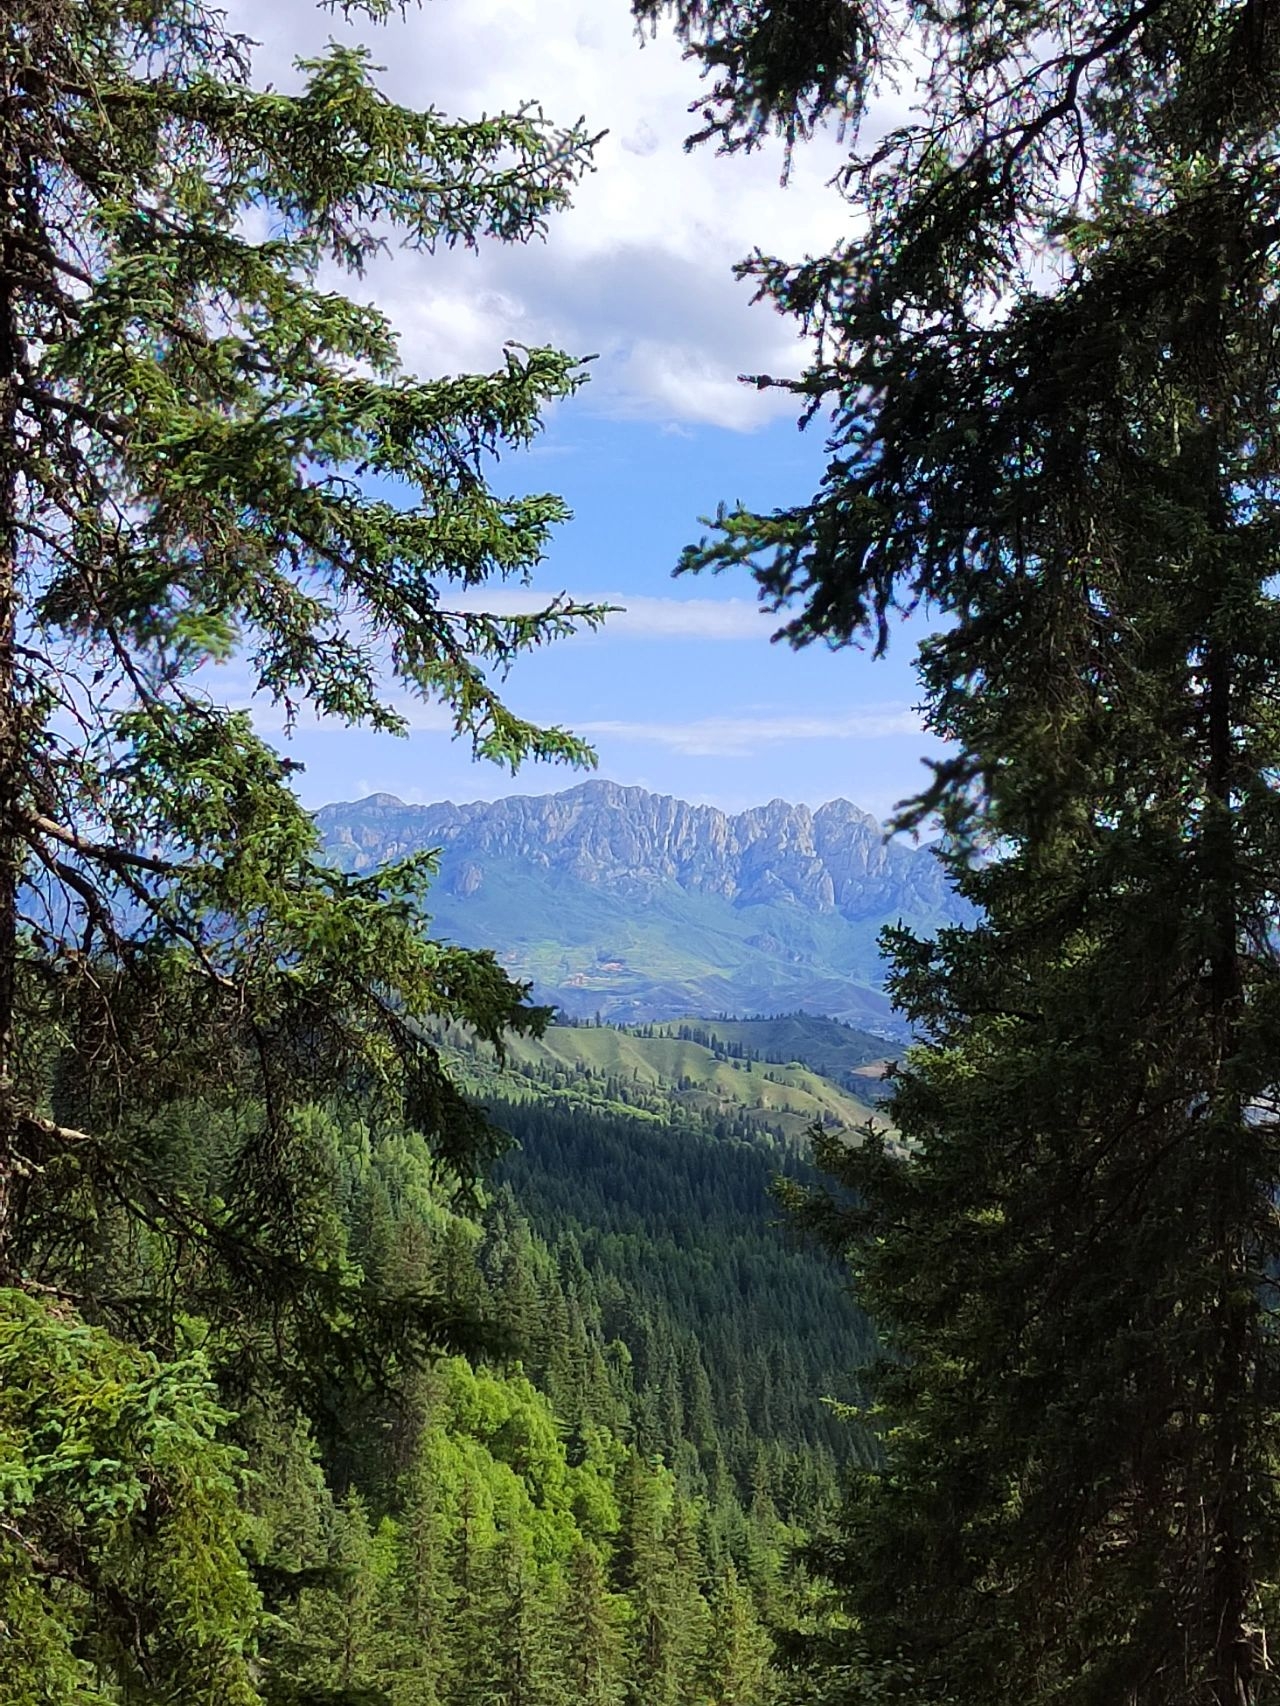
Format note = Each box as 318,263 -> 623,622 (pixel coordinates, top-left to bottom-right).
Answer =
313,781 -> 967,1028
316,780 -> 951,922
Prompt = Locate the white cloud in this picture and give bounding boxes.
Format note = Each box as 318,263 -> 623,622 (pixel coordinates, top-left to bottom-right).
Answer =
605,595 -> 773,640
579,707 -> 924,756
224,0 -> 910,429
236,677 -> 924,759
444,588 -> 773,640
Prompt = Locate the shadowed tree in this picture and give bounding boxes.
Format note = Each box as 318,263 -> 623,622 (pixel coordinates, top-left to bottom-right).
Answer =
645,1 -> 1280,1701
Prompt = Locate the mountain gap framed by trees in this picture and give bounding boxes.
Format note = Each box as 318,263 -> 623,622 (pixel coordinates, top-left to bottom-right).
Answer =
18,2 -> 1280,1704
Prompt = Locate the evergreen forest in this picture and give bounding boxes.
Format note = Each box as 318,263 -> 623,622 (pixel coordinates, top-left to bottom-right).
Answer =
8,3 -> 1280,1706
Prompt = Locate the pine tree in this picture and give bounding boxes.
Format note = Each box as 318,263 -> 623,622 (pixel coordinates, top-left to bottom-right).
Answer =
666,1494 -> 714,1699
384,1441 -> 454,1706
618,1459 -> 707,1706
698,1563 -> 771,1706
292,1492 -> 398,1703
492,1534 -> 560,1706
646,1 -> 1280,1701
3,0 -> 604,1278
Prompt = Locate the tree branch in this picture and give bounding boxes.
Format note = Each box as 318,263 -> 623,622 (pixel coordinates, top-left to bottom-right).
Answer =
26,812 -> 178,876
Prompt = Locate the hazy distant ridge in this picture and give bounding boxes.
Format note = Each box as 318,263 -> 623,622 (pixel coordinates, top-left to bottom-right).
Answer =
316,780 -> 967,1028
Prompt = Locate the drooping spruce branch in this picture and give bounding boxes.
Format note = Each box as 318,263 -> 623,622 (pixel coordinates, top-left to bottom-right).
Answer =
0,0 -> 609,1270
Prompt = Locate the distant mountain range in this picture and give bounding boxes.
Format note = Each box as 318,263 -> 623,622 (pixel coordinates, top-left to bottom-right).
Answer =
316,780 -> 969,1031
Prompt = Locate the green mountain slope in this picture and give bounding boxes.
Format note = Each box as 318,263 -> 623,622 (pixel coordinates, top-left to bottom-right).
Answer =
429,1015 -> 885,1483
243,1101 -> 856,1706
429,859 -> 902,1028
443,1018 -> 887,1149
477,1058 -> 879,1478
651,1013 -> 893,1089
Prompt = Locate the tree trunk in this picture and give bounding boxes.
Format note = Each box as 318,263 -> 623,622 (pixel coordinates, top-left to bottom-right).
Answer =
0,29 -> 23,1277
1204,635 -> 1254,1706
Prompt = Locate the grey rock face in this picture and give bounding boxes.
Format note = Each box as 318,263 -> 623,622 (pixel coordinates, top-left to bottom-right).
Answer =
314,781 -> 968,1028
316,779 -> 954,923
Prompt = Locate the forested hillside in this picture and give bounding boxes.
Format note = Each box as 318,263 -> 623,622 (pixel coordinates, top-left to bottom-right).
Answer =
446,1014 -> 882,1501
442,1014 -> 889,1147
238,1032 -> 876,1704
238,1085 -> 868,1705
487,1094 -> 878,1476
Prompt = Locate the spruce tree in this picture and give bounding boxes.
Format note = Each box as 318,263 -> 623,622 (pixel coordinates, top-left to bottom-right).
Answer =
492,1534 -> 560,1706
698,1563 -> 771,1706
1,0 -> 601,1691
559,1541 -> 626,1706
646,1 -> 1280,1701
384,1440 -> 453,1706
1,0 -> 602,1283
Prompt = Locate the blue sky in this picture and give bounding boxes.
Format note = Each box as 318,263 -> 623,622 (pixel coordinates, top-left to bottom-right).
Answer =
230,0 -> 940,822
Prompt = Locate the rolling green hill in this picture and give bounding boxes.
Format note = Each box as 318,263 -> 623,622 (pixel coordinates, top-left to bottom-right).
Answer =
441,1018 -> 887,1149
650,1013 -> 894,1089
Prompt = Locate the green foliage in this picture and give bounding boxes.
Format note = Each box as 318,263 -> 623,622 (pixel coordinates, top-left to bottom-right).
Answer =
700,1564 -> 772,1706
633,0 -> 882,159
0,1289 -> 259,1704
2,1064 -> 848,1706
3,0 -> 606,1249
483,1083 -> 878,1488
560,1541 -> 626,1706
243,1094 -> 850,1706
268,1331 -> 789,1706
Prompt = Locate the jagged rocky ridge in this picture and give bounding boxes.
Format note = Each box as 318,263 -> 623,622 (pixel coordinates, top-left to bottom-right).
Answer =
316,781 -> 968,1029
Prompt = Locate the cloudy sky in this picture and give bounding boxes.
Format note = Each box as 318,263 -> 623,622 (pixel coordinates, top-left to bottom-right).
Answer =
228,0 -> 940,821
